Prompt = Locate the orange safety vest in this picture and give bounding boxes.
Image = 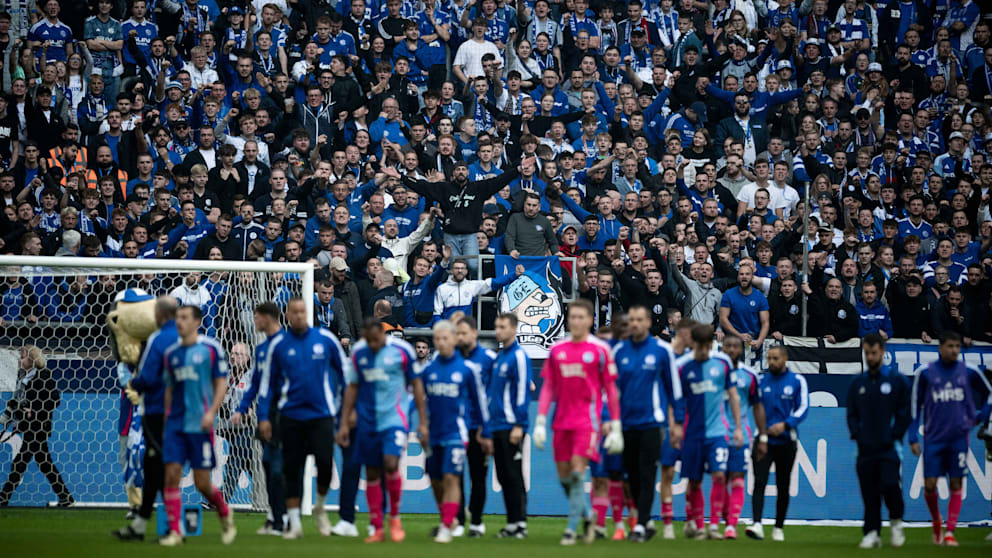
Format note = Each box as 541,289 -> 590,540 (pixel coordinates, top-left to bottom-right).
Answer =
84,168 -> 129,198
47,146 -> 88,177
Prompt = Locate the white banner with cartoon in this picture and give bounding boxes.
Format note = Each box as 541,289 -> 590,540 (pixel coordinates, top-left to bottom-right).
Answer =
495,256 -> 565,359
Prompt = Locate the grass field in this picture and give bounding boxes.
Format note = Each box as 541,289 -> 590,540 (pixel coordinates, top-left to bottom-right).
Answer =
1,509 -> 989,557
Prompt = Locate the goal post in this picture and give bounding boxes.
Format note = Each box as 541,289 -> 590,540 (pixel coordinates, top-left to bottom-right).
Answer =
0,255 -> 313,511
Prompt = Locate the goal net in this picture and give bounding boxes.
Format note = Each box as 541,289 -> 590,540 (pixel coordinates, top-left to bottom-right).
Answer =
0,256 -> 314,510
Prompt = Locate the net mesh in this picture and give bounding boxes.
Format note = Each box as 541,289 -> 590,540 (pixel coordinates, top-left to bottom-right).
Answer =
0,262 -> 304,509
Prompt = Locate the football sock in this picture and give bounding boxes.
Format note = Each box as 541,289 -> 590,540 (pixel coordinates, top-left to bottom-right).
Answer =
386,471 -> 403,518
947,488 -> 962,533
592,496 -> 609,528
287,508 -> 302,532
441,501 -> 459,528
608,480 -> 624,524
164,487 -> 181,535
661,499 -> 674,525
710,477 -> 727,527
728,477 -> 746,527
366,480 -> 384,530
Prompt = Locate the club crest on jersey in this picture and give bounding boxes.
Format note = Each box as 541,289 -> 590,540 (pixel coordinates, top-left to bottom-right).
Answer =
451,372 -> 462,383
645,355 -> 656,365
783,385 -> 794,396
313,343 -> 325,355
582,352 -> 594,363
880,382 -> 891,394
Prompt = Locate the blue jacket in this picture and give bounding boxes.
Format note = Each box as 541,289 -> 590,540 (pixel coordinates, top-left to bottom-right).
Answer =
759,368 -> 809,445
462,344 -> 496,431
257,326 -> 351,422
856,300 -> 894,338
705,85 -> 803,123
846,364 -> 911,454
487,341 -> 531,434
401,265 -> 448,327
613,335 -> 681,429
130,320 -> 178,415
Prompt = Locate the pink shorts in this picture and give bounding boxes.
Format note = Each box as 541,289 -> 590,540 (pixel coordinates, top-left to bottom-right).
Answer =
553,429 -> 600,463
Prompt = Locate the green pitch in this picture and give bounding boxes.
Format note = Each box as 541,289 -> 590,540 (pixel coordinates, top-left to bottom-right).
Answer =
2,509 -> 989,557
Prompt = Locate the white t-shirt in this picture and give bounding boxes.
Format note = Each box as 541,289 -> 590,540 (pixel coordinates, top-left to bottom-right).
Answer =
453,39 -> 503,80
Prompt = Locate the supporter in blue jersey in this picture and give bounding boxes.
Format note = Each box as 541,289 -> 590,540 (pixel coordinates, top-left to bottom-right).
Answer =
257,298 -> 351,539
337,318 -> 428,543
747,344 -> 808,542
612,305 -> 680,542
674,323 -> 742,541
421,320 -> 487,543
910,331 -> 992,547
159,305 -> 235,546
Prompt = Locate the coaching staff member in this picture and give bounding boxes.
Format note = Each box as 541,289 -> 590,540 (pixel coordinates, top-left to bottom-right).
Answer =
847,333 -> 910,549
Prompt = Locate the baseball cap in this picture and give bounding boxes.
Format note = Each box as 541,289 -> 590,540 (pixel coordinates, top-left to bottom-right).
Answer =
560,223 -> 579,235
329,257 -> 348,272
228,5 -> 244,14
126,193 -> 147,206
904,275 -> 923,286
949,131 -> 965,141
867,62 -> 883,73
826,24 -> 841,33
776,60 -> 793,71
454,160 -> 469,169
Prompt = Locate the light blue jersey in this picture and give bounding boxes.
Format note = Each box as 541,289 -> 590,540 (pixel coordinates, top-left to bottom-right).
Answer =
348,336 -> 419,433
729,365 -> 761,439
164,336 -> 229,434
675,352 -> 735,441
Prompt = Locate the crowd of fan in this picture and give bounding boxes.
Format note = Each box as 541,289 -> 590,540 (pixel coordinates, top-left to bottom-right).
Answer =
0,0 -> 990,348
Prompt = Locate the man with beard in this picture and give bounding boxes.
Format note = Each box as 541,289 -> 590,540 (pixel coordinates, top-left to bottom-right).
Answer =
388,156 -> 533,272
746,345 -> 807,542
506,192 -> 558,258
802,274 -> 859,343
433,258 -> 523,320
847,333 -> 910,549
714,93 -> 768,168
719,265 -> 770,351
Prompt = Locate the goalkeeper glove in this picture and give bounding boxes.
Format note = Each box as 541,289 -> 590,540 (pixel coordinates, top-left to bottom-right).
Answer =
604,420 -> 624,455
532,415 -> 547,450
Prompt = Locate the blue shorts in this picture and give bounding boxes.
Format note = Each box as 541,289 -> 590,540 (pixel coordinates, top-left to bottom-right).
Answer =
923,436 -> 969,479
590,446 -> 624,478
354,426 -> 407,467
163,428 -> 215,469
681,436 -> 728,481
426,445 -> 466,478
661,429 -> 681,467
727,441 -> 749,473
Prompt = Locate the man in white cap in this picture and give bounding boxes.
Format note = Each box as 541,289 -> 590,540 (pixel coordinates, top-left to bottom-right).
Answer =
934,131 -> 973,180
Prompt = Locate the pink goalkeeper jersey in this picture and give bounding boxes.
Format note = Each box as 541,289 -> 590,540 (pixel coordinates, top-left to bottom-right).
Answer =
539,336 -> 620,432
